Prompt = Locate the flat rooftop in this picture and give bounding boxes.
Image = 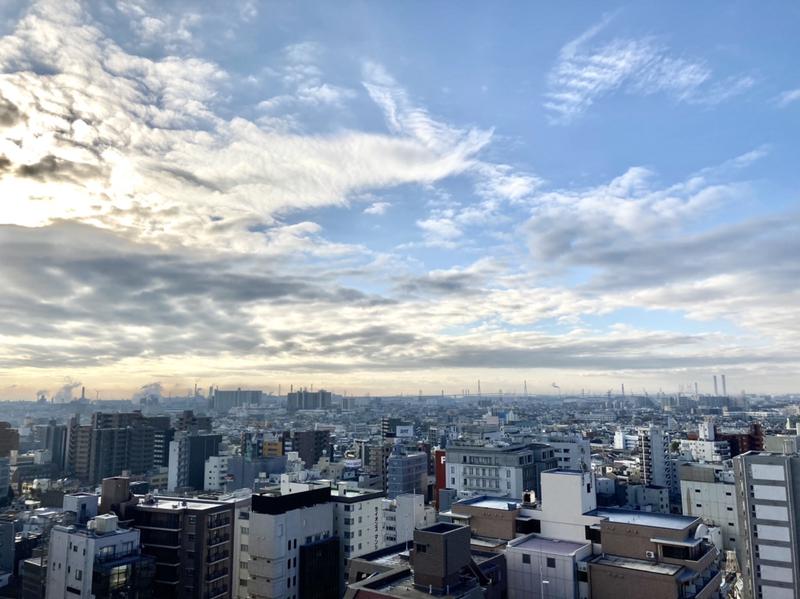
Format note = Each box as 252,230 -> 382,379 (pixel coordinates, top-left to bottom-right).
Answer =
458,496 -> 520,511
591,508 -> 698,531
592,555 -> 682,576
134,497 -> 222,512
511,536 -> 590,556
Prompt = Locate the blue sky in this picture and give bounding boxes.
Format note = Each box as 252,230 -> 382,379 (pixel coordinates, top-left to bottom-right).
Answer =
0,0 -> 798,399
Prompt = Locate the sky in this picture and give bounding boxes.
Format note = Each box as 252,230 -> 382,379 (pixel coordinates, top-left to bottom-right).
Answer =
1,0 -> 799,400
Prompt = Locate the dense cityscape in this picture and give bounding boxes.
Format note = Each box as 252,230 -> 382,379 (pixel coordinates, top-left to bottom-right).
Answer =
0,384 -> 790,598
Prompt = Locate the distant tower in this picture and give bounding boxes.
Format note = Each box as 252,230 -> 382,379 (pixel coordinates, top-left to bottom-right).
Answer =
81,386 -> 85,401
694,382 -> 699,397
713,375 -> 718,396
721,374 -> 727,396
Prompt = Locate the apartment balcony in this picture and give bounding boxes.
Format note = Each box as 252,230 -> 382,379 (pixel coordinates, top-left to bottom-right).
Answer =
207,550 -> 230,564
207,534 -> 231,548
206,568 -> 229,583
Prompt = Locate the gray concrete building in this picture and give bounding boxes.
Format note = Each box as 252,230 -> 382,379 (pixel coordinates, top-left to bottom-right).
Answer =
734,451 -> 800,599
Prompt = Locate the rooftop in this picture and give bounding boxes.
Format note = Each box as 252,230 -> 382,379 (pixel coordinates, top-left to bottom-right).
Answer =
457,496 -> 520,511
134,497 -> 223,512
591,554 -> 682,576
591,508 -> 698,531
510,535 -> 590,556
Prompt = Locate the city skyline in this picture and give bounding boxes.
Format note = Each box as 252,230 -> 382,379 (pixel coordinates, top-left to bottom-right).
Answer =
2,1 -> 799,399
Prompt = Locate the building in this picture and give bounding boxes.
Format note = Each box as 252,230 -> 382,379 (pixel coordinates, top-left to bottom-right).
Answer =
127,495 -> 234,599
87,412 -> 172,484
345,523 -> 507,599
536,432 -> 591,472
281,481 -> 385,588
614,430 -> 639,451
20,556 -> 46,599
733,451 -> 799,599
45,514 -> 155,599
66,416 -> 92,481
286,389 -> 331,412
679,462 -> 739,552
247,485 -> 339,599
445,442 -> 557,500
210,388 -> 263,413
586,509 -> 721,599
639,425 -> 672,488
625,484 -> 670,514
167,432 -> 222,491
381,494 -> 435,546
506,535 -> 591,599
0,422 -> 19,458
205,454 -> 231,491
444,496 -> 530,542
386,445 -> 427,499
283,430 -> 330,469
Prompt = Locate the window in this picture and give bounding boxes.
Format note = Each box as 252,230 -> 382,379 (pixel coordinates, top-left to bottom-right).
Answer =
241,544 -> 249,552
76,570 -> 82,581
577,570 -> 588,582
417,544 -> 427,553
109,565 -> 128,589
522,554 -> 530,564
547,558 -> 556,568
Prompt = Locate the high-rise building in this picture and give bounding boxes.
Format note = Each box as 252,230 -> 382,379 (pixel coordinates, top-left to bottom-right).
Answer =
386,445 -> 427,499
286,389 -> 331,412
167,432 -> 222,491
45,514 -> 155,599
209,388 -> 263,413
0,422 -> 19,458
734,451 -> 799,599
66,416 -> 92,481
283,430 -> 330,469
127,495 -> 235,599
248,485 -> 339,599
639,425 -> 672,488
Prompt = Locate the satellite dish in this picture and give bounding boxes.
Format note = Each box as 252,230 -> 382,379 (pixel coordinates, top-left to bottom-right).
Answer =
695,523 -> 709,540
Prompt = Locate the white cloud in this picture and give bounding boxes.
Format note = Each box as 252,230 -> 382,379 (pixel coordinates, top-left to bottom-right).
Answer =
364,201 -> 390,215
545,20 -> 752,123
0,1 -> 488,254
776,88 -> 800,107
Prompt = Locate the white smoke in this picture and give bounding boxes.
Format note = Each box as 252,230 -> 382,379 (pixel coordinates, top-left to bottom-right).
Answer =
53,380 -> 82,403
132,382 -> 162,404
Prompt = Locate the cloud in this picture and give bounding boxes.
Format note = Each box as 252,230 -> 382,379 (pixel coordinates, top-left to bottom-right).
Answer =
545,20 -> 752,123
0,1 -> 489,252
775,88 -> 800,108
364,201 -> 390,215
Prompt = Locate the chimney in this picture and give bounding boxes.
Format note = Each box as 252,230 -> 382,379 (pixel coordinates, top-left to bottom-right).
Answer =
721,374 -> 727,396
713,375 -> 718,396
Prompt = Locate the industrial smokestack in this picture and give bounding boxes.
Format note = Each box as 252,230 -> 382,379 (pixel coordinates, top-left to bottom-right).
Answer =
721,374 -> 727,396
713,375 -> 718,396
81,386 -> 85,401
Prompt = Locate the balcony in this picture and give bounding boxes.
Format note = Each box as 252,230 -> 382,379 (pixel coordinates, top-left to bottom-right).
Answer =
206,568 -> 229,583
207,551 -> 230,565
207,534 -> 231,548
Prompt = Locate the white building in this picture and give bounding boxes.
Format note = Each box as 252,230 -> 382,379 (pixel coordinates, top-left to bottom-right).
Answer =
539,432 -> 591,471
679,439 -> 731,463
381,493 -> 435,546
46,514 -> 147,599
679,462 -> 739,552
506,535 -> 592,599
524,470 -> 602,545
204,454 -> 230,491
613,431 -> 638,451
247,485 -> 336,599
